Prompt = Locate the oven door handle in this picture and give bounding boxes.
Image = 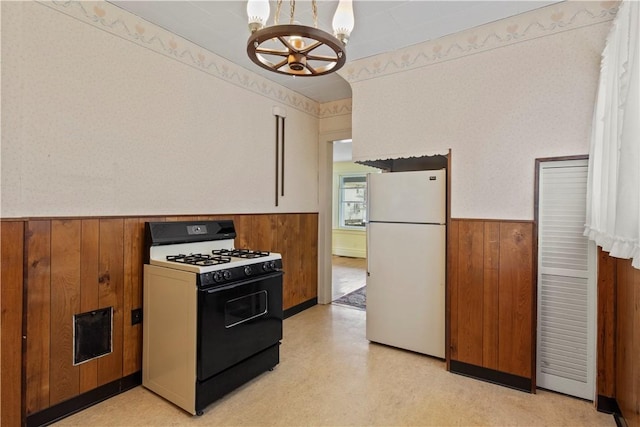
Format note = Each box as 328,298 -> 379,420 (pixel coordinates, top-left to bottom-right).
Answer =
203,270 -> 284,293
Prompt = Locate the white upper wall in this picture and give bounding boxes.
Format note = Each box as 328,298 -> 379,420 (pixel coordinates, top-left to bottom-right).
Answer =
342,1 -> 616,220
1,1 -> 321,217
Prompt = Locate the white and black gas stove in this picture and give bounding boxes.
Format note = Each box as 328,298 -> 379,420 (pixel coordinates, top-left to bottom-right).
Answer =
142,220 -> 283,416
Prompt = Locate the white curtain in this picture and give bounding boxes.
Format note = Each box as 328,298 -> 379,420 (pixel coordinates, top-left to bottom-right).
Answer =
585,0 -> 640,268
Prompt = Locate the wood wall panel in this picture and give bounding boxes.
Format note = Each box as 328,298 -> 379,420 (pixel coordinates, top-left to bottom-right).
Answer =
449,219 -> 534,384
49,220 -> 81,405
616,258 -> 640,426
123,218 -> 144,377
79,219 -> 100,393
596,250 -> 640,426
299,214 -> 318,303
596,247 -> 616,398
633,269 -> 640,427
97,219 -> 124,386
6,212 -> 317,423
497,222 -> 533,378
482,222 -> 500,370
1,221 -> 25,427
25,221 -> 51,414
455,221 -> 484,366
251,215 -> 278,251
232,215 -> 253,249
448,220 -> 459,363
278,214 -> 301,309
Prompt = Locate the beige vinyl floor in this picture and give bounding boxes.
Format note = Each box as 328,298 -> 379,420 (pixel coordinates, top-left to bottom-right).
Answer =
53,304 -> 614,427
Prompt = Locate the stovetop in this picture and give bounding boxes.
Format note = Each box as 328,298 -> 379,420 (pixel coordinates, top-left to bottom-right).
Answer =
145,220 -> 283,288
149,245 -> 282,273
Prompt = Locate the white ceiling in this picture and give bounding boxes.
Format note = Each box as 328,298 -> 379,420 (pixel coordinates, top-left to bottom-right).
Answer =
110,1 -> 560,103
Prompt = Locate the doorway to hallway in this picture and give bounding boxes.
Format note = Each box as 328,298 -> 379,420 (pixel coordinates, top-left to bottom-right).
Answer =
331,255 -> 366,309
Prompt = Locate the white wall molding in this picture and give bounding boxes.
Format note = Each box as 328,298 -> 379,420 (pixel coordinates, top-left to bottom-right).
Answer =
39,0 -> 321,116
340,1 -> 619,84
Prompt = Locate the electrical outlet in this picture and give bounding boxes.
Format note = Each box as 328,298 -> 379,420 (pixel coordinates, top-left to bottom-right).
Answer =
131,308 -> 142,325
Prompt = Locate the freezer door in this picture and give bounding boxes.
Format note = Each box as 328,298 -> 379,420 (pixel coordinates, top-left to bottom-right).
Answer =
366,222 -> 445,358
367,169 -> 445,224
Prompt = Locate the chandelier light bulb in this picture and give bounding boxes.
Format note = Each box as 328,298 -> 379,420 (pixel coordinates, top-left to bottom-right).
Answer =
332,0 -> 354,45
247,0 -> 270,33
288,34 -> 305,50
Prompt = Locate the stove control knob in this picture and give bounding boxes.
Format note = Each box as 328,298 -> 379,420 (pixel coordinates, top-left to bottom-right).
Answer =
262,262 -> 269,271
213,272 -> 223,283
244,266 -> 253,276
223,270 -> 232,280
202,272 -> 212,285
269,261 -> 276,270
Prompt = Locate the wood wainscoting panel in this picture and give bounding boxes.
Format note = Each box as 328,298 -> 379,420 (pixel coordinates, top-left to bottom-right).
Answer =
251,215 -> 278,251
25,220 -> 52,415
633,265 -> 640,427
455,220 -> 485,367
10,212 -> 318,424
482,222 -> 500,371
445,221 -> 460,364
122,218 -> 144,377
596,247 -> 617,399
616,258 -> 640,426
449,219 -> 534,389
79,219 -> 100,393
278,214 -> 302,309
299,214 -> 318,304
96,219 -> 124,386
49,220 -> 82,405
232,215 -> 253,250
497,222 -> 533,380
448,220 -> 460,363
1,221 -> 25,426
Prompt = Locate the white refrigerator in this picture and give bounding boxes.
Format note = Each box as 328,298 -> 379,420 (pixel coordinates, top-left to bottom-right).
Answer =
366,169 -> 446,358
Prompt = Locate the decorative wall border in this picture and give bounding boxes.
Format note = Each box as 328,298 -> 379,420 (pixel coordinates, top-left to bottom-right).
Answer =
340,0 -> 619,83
38,0 -> 322,116
318,98 -> 352,118
34,1 -> 614,116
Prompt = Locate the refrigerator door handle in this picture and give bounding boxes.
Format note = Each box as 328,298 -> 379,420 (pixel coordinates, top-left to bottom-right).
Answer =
366,173 -> 371,276
366,230 -> 371,277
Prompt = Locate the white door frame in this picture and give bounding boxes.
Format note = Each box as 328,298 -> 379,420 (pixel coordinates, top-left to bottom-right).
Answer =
317,129 -> 352,304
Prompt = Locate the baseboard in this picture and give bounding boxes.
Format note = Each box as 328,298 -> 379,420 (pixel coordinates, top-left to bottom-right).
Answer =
332,248 -> 366,258
284,297 -> 317,319
450,360 -> 532,393
26,371 -> 141,427
598,395 -> 621,414
597,395 -> 627,427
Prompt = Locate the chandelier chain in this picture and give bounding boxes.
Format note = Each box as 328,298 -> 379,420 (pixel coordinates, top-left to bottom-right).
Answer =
290,0 -> 295,24
312,0 -> 318,28
275,0 -> 282,25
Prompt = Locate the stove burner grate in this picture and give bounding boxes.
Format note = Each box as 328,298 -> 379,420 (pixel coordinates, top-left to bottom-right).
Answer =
167,253 -> 231,266
212,249 -> 270,259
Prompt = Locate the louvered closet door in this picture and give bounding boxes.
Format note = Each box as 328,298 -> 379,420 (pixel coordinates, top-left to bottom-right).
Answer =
537,158 -> 596,400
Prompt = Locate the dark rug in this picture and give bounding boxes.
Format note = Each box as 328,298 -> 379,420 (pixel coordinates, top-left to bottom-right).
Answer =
332,286 -> 366,310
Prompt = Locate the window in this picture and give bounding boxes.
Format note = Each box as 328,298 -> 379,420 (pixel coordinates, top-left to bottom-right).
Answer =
339,175 -> 367,228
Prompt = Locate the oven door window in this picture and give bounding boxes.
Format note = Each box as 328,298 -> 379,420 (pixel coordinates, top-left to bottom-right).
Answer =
225,291 -> 268,328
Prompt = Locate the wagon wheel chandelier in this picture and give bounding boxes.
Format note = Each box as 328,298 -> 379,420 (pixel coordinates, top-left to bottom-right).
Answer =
246,0 -> 355,77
